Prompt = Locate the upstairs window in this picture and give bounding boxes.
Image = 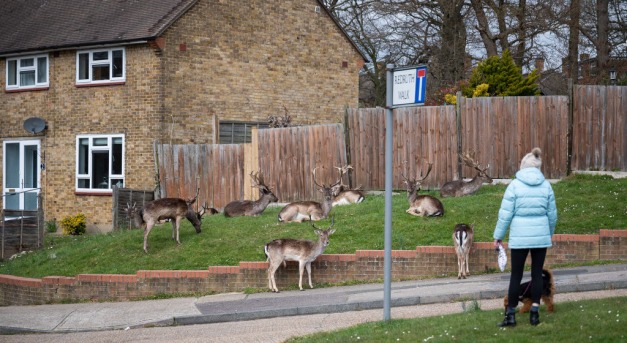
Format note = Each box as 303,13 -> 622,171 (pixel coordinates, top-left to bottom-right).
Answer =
76,134 -> 125,193
76,48 -> 125,84
5,54 -> 49,90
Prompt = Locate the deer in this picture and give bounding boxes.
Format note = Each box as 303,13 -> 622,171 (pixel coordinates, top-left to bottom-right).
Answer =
440,150 -> 493,197
277,167 -> 341,223
223,171 -> 278,217
331,165 -> 365,206
453,223 -> 474,279
125,191 -> 210,253
402,162 -> 444,217
264,216 -> 336,292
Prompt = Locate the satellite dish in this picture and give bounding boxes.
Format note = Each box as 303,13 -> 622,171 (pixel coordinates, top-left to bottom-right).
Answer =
23,117 -> 47,134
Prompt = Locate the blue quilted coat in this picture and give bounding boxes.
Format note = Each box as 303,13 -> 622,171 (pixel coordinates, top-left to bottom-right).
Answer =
493,167 -> 557,249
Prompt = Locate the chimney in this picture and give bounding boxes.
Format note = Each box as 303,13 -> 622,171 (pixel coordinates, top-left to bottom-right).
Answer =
562,57 -> 570,78
535,58 -> 545,72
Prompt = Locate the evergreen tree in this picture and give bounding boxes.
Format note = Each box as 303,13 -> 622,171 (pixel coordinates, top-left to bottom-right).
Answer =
463,50 -> 540,97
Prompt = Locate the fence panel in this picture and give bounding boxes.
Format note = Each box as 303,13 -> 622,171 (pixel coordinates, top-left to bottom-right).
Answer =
258,124 -> 348,203
112,187 -> 155,230
572,85 -> 627,171
1,197 -> 43,260
460,95 -> 569,179
155,143 -> 244,210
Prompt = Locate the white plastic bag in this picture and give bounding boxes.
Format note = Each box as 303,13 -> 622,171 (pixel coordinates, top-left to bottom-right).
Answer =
497,243 -> 507,272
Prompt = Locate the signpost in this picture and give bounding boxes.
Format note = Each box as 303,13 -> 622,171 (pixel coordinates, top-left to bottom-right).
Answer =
384,64 -> 427,321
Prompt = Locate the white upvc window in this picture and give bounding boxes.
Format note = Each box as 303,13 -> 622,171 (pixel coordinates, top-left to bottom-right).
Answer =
5,54 -> 49,90
76,134 -> 125,192
76,47 -> 125,84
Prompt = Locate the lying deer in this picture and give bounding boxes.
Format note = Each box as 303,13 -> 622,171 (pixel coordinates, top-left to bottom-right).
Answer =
331,165 -> 365,206
265,217 -> 335,292
277,167 -> 341,222
453,223 -> 474,279
402,162 -> 444,217
440,150 -> 493,197
125,194 -> 209,253
224,171 -> 278,217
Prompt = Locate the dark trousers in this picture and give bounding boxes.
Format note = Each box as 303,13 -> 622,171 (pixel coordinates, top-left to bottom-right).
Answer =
507,248 -> 547,309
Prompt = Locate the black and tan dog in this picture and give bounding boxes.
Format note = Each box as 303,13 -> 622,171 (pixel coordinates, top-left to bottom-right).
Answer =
504,268 -> 555,313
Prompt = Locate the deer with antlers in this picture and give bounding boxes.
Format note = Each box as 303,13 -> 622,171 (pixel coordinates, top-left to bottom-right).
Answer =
331,165 -> 365,206
453,223 -> 474,279
224,171 -> 278,217
125,190 -> 211,253
440,150 -> 493,197
402,162 -> 444,217
265,217 -> 336,292
277,167 -> 341,223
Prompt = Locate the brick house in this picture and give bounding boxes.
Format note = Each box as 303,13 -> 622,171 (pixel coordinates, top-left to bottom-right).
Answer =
0,0 -> 366,233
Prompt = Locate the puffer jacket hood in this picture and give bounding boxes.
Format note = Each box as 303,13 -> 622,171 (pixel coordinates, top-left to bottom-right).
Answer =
516,167 -> 545,186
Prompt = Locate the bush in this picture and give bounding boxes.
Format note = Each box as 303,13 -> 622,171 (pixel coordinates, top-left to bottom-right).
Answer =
60,213 -> 86,236
45,219 -> 57,233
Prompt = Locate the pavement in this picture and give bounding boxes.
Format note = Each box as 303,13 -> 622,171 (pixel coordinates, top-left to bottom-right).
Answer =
1,263 -> 626,335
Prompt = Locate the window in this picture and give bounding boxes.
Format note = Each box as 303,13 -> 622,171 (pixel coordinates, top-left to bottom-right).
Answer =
5,54 -> 49,90
76,48 -> 125,84
219,121 -> 269,144
76,134 -> 124,192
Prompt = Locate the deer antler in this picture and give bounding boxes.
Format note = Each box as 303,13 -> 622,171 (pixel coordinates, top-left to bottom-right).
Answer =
417,162 -> 433,182
311,215 -> 335,230
460,150 -> 490,172
313,167 -> 342,188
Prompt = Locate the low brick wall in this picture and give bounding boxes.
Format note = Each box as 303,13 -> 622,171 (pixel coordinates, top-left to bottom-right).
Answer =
1,230 -> 625,306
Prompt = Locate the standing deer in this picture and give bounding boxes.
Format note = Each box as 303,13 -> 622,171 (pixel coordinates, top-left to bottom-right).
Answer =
453,223 -> 474,279
277,167 -> 341,223
402,162 -> 444,217
224,171 -> 278,217
265,217 -> 335,292
440,151 -> 493,197
331,165 -> 365,206
125,194 -> 209,253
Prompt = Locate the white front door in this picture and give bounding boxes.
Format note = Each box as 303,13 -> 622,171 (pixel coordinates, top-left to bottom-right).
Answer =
3,140 -> 41,210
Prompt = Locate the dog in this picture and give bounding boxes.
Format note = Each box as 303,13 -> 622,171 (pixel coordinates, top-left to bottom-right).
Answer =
503,268 -> 555,313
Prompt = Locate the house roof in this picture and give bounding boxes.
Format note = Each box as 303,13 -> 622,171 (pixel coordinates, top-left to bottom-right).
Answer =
0,0 -> 368,62
0,0 -> 198,56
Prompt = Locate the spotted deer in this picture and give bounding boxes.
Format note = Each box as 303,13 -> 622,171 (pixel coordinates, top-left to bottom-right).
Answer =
440,150 -> 493,197
264,217 -> 335,292
224,171 -> 278,217
453,223 -> 474,279
277,168 -> 341,223
331,165 -> 365,206
125,191 -> 210,253
402,162 -> 444,217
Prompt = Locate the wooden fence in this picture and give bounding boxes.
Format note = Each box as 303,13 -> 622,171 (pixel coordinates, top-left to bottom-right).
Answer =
154,85 -> 624,208
572,85 -> 627,171
112,187 -> 155,230
1,197 -> 43,259
156,124 -> 347,207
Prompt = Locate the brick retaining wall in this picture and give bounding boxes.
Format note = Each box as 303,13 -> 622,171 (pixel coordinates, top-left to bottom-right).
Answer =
1,230 -> 625,306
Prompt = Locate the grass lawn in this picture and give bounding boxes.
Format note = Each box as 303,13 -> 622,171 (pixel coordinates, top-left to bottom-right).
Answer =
284,296 -> 627,343
0,174 -> 625,278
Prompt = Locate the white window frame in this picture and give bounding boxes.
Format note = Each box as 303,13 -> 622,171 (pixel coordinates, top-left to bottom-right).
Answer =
75,47 -> 126,85
75,134 -> 125,193
5,54 -> 49,90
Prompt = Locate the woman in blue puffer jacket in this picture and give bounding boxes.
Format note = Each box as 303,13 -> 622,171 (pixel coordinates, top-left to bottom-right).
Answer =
494,147 -> 557,327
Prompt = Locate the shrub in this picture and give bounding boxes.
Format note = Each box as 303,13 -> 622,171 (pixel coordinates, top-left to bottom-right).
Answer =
60,213 -> 86,236
45,219 -> 57,233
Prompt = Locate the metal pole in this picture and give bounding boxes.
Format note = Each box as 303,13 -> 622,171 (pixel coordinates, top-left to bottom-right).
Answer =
383,63 -> 394,321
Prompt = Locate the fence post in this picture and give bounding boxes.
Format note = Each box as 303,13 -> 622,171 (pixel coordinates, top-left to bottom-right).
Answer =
455,91 -> 463,178
343,107 -> 354,188
567,79 -> 574,175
